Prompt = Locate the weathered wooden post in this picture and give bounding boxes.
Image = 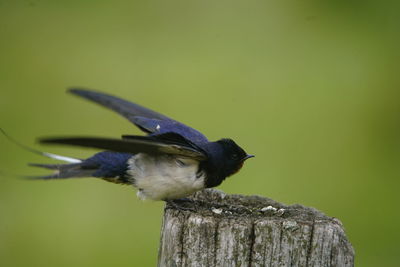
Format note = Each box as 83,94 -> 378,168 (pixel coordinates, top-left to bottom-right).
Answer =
158,189 -> 354,267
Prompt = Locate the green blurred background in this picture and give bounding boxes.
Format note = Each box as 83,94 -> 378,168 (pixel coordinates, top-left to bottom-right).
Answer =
1,1 -> 400,266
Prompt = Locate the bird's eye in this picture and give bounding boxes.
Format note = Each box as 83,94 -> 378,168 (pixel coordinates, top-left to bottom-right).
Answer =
231,153 -> 239,160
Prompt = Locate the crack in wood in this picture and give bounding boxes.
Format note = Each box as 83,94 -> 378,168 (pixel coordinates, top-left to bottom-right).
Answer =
305,219 -> 315,266
213,219 -> 219,267
248,221 -> 256,266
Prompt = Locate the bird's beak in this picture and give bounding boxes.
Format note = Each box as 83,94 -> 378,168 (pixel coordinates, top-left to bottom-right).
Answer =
243,154 -> 255,161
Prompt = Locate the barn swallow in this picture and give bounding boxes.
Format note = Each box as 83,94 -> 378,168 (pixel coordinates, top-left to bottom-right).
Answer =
31,88 -> 254,201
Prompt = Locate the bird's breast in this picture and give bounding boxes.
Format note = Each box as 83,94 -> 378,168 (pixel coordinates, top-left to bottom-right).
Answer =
126,153 -> 205,200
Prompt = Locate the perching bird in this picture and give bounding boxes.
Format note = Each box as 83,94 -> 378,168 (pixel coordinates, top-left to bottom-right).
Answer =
29,88 -> 254,201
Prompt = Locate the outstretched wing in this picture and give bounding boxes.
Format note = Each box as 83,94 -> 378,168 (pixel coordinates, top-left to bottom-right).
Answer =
69,88 -> 169,123
69,88 -> 208,144
40,134 -> 208,161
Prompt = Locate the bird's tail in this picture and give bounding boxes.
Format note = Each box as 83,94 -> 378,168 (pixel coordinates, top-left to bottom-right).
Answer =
1,128 -> 97,179
27,162 -> 97,180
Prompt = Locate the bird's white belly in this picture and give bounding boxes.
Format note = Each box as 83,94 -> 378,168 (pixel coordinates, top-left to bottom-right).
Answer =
127,153 -> 205,200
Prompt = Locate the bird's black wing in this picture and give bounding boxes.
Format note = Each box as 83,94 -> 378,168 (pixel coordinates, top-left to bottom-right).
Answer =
68,88 -> 209,143
40,134 -> 208,161
69,88 -> 169,123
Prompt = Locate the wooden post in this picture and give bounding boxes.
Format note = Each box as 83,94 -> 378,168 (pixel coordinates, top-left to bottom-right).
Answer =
158,189 -> 354,267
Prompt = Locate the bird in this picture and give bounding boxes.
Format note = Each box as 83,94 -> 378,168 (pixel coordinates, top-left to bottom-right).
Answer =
29,88 -> 254,201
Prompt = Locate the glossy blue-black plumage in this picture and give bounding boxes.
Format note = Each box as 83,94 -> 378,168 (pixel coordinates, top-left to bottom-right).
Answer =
82,151 -> 133,178
70,89 -> 209,146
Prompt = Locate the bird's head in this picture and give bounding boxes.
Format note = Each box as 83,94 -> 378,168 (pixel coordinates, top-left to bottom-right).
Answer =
216,138 -> 254,177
